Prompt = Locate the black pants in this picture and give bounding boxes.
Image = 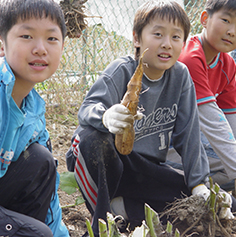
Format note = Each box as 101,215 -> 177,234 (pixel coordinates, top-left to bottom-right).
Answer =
0,206 -> 53,237
73,127 -> 191,236
0,142 -> 56,236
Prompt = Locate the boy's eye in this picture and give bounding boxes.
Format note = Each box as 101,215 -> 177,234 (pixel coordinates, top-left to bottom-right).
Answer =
154,32 -> 162,37
48,37 -> 58,41
21,35 -> 32,39
222,18 -> 230,23
173,35 -> 181,40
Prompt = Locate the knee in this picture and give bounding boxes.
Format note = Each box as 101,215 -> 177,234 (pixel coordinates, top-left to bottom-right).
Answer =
80,127 -> 114,150
83,127 -> 112,143
79,128 -> 119,164
25,143 -> 56,177
0,206 -> 53,237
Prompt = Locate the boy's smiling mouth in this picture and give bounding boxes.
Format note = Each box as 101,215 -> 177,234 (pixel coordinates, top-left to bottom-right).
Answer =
29,60 -> 48,67
30,63 -> 48,66
222,38 -> 233,44
158,53 -> 171,59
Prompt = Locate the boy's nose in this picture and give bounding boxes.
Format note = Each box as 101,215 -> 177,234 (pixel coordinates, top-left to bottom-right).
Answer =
227,25 -> 236,37
32,40 -> 47,56
161,37 -> 172,49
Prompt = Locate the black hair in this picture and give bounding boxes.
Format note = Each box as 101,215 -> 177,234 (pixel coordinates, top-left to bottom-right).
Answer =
0,0 -> 66,41
205,0 -> 236,16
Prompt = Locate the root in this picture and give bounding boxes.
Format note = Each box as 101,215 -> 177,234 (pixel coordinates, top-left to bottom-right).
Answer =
160,195 -> 235,237
215,215 -> 231,237
60,0 -> 88,38
180,212 -> 205,237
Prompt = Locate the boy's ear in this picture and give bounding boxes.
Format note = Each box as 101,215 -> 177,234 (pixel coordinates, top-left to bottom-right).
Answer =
200,11 -> 209,28
133,31 -> 140,47
0,37 -> 5,57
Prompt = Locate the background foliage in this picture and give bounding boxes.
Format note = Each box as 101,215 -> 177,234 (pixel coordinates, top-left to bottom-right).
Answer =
38,0 -> 206,124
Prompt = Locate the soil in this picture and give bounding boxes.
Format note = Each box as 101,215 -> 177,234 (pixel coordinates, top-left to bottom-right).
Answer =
48,121 -> 90,237
51,121 -> 236,237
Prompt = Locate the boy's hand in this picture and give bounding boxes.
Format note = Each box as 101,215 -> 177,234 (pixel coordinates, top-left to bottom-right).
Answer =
134,111 -> 143,120
192,184 -> 210,201
192,184 -> 234,220
102,104 -> 134,134
218,192 -> 234,220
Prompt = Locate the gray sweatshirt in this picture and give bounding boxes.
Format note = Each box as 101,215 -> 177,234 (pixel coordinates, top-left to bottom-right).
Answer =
78,55 -> 209,189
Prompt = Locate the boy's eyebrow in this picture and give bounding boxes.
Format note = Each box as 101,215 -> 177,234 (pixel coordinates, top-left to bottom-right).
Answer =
153,25 -> 183,34
19,24 -> 60,33
222,10 -> 234,18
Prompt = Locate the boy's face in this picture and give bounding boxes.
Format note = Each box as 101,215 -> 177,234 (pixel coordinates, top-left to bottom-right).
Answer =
133,16 -> 184,80
201,9 -> 236,54
1,17 -> 64,88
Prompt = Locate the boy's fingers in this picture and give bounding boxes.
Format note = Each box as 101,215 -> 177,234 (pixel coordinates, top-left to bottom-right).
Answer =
134,111 -> 143,120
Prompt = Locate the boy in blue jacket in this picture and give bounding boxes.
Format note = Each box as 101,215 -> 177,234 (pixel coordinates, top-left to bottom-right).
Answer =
0,0 -> 69,236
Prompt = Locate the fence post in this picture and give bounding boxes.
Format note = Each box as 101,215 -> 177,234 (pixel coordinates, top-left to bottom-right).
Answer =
81,29 -> 88,88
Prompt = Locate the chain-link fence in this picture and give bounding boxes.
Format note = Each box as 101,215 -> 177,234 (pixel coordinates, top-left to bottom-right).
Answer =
40,0 -> 206,116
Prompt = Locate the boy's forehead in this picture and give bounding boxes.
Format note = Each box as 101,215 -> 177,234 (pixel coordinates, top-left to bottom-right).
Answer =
16,14 -> 55,24
14,15 -> 61,31
151,15 -> 184,30
210,8 -> 236,21
12,17 -> 62,36
221,8 -> 236,17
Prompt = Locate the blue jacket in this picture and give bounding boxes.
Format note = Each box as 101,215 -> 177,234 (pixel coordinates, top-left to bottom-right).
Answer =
0,58 -> 69,236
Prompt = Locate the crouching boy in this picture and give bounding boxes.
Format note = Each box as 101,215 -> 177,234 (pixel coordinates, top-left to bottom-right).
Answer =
67,1 -> 235,236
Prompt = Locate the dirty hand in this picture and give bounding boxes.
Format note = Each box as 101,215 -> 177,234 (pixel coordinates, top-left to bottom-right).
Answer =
102,104 -> 134,134
192,184 -> 210,201
218,191 -> 234,220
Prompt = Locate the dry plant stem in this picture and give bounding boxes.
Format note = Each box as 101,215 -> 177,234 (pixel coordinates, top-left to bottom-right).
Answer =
208,219 -> 215,237
160,198 -> 189,219
216,215 -> 231,237
180,212 -> 205,237
172,216 -> 179,224
60,0 -> 87,38
115,48 -> 148,155
73,8 -> 87,15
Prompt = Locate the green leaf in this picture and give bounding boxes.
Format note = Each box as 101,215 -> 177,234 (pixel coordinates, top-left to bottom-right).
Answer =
75,196 -> 85,205
60,171 -> 78,195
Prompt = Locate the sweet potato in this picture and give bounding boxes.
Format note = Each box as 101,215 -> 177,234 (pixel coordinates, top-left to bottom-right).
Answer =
115,48 -> 148,155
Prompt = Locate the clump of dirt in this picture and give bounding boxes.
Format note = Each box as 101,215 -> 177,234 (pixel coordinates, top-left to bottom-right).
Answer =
161,195 -> 236,237
60,0 -> 88,38
62,206 -> 91,237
